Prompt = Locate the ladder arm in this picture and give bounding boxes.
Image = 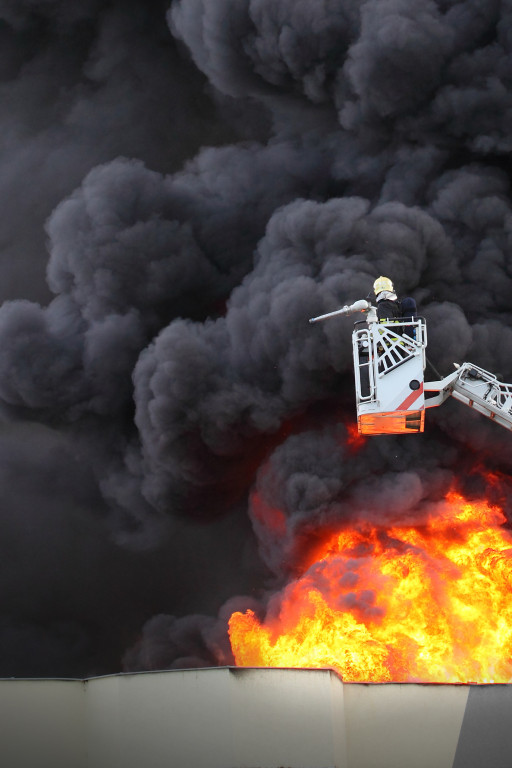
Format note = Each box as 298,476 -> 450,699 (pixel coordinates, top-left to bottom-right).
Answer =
425,363 -> 512,432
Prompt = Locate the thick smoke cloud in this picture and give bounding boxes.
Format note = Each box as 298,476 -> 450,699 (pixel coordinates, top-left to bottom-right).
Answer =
2,0 -> 512,676
0,0 -> 243,304
131,196 -> 454,518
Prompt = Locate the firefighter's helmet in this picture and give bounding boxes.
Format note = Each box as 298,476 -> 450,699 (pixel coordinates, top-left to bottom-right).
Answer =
373,276 -> 394,295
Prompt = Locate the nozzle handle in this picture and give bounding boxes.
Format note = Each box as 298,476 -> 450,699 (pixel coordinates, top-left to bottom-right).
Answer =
309,299 -> 370,323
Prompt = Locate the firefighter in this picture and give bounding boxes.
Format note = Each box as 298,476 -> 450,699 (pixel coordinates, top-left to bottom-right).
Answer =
373,276 -> 401,321
374,276 -> 418,339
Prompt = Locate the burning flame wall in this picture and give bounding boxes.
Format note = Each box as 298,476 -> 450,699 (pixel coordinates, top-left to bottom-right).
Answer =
1,0 -> 512,679
229,491 -> 512,683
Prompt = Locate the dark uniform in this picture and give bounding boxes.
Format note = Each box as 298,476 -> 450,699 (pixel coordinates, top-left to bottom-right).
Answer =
376,296 -> 401,322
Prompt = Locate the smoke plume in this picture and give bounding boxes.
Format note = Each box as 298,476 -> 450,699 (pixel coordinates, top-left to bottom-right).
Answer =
1,0 -> 512,676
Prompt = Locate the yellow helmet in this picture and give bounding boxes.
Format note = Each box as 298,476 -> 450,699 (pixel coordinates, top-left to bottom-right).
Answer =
373,276 -> 394,295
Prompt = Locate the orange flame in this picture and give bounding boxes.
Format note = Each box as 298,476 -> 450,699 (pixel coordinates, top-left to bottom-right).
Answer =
345,422 -> 366,452
229,492 -> 512,682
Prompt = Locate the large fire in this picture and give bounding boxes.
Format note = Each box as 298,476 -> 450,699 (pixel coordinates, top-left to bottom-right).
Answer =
229,491 -> 512,682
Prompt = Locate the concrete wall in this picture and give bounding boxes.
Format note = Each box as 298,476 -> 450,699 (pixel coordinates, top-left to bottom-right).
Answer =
0,668 -> 510,768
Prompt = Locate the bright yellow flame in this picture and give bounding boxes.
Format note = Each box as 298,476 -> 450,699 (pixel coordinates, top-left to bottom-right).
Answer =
229,493 -> 512,682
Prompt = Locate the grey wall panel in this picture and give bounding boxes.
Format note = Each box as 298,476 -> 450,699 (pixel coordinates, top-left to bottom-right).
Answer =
453,685 -> 512,768
0,679 -> 86,768
228,667 -> 347,767
84,668 -> 233,768
83,667 -> 347,768
344,683 -> 468,768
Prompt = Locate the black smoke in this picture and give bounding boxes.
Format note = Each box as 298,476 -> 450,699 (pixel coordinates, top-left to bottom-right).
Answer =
1,0 -> 512,676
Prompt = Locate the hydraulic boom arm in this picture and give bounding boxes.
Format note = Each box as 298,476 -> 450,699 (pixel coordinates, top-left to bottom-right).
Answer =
425,363 -> 512,432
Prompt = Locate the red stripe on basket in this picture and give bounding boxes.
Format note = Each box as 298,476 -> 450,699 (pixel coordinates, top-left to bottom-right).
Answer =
397,382 -> 424,410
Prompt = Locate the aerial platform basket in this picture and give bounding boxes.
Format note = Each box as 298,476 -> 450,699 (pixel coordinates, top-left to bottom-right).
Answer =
309,299 -> 512,436
353,316 -> 426,435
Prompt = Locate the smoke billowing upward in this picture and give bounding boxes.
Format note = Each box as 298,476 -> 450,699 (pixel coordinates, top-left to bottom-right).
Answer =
1,0 -> 512,676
